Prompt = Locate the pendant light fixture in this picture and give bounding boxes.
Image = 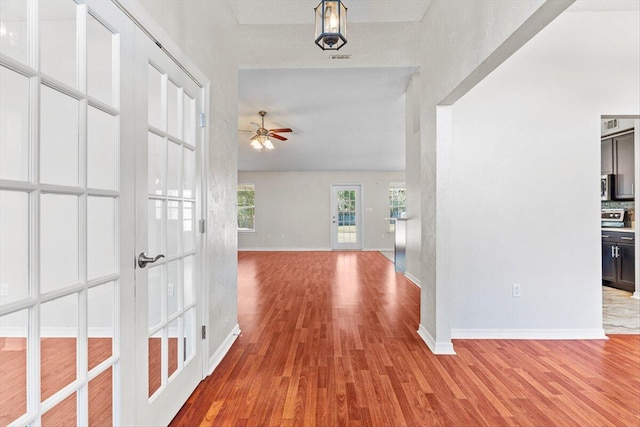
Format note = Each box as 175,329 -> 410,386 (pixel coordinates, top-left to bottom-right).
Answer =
314,0 -> 347,50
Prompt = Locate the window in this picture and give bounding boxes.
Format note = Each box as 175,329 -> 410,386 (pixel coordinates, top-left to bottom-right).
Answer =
389,183 -> 406,232
238,184 -> 255,232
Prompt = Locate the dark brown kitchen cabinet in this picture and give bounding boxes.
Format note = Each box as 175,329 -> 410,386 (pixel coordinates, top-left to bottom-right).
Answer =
602,231 -> 635,292
601,131 -> 635,200
614,132 -> 635,199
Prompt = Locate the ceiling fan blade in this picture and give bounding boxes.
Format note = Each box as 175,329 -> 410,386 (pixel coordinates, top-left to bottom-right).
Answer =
270,133 -> 287,141
269,128 -> 292,133
238,129 -> 253,133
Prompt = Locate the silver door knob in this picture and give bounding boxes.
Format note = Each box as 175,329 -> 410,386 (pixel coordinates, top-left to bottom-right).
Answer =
138,252 -> 165,268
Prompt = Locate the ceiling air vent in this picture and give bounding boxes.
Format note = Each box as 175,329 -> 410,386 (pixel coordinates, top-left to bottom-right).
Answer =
602,119 -> 619,132
329,54 -> 352,60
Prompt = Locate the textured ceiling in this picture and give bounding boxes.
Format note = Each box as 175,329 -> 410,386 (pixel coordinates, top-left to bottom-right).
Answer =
228,0 -> 432,25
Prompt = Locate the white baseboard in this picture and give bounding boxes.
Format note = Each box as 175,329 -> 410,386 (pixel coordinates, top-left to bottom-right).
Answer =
404,271 -> 421,288
451,328 -> 608,340
207,323 -> 241,375
417,324 -> 456,355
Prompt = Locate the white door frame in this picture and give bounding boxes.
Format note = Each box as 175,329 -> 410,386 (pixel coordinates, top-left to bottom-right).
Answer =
330,184 -> 363,250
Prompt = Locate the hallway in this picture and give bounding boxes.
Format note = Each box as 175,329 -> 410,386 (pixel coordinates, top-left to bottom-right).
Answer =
170,251 -> 639,426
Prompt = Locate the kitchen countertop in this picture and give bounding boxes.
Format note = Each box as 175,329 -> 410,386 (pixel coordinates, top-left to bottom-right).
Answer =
602,227 -> 636,234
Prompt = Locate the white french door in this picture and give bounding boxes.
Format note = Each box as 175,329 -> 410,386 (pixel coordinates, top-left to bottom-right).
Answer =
132,26 -> 204,426
0,1 -> 205,426
0,1 -> 134,425
330,184 -> 362,250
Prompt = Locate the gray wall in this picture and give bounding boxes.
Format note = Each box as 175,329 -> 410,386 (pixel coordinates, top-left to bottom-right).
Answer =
238,171 -> 404,251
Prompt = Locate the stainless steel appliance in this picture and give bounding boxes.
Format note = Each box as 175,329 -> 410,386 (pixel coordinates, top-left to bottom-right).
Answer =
601,174 -> 614,201
601,208 -> 628,228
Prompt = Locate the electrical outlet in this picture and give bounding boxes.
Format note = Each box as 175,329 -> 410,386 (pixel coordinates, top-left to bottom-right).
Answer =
168,282 -> 174,296
381,233 -> 386,239
512,284 -> 521,297
0,283 -> 8,297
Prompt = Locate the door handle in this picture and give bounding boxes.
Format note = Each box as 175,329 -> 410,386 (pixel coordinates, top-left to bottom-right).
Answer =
611,246 -> 616,258
615,246 -> 620,258
138,252 -> 165,268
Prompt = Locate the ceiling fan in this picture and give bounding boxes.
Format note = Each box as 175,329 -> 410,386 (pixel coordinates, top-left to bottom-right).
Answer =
241,111 -> 292,151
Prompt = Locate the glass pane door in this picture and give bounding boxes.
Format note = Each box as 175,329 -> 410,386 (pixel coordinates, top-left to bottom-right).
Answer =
330,185 -> 362,250
134,26 -> 203,426
0,1 -> 131,425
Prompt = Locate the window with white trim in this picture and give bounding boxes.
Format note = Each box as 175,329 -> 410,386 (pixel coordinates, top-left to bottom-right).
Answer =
389,182 -> 406,232
238,184 -> 255,232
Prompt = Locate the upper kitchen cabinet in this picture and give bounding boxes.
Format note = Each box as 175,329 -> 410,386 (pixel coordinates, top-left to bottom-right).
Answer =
601,130 -> 635,200
614,132 -> 635,199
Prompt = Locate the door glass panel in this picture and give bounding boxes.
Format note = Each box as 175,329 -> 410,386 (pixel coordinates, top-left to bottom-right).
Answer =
40,194 -> 79,293
168,318 -> 179,378
183,147 -> 195,199
41,392 -> 77,426
40,85 -> 79,186
167,260 -> 179,318
87,14 -> 114,106
184,307 -> 195,361
337,190 -> 356,243
0,1 -> 28,65
0,309 -> 28,426
147,64 -> 162,130
183,202 -> 194,253
148,330 -> 162,397
41,293 -> 78,401
87,107 -> 117,191
148,132 -> 165,195
40,0 -> 77,88
148,265 -> 162,330
88,367 -> 112,427
167,80 -> 179,138
148,199 -> 164,256
183,256 -> 194,307
167,201 -> 180,256
88,282 -> 114,370
167,140 -> 181,197
87,197 -> 116,281
0,66 -> 29,182
0,191 -> 29,305
183,94 -> 195,146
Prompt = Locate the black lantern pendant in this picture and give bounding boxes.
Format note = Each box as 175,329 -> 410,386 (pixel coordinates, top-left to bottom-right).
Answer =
314,0 -> 347,50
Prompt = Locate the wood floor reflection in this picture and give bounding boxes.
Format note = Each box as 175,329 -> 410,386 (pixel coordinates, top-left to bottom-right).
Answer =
0,337 -> 112,426
171,251 -> 640,426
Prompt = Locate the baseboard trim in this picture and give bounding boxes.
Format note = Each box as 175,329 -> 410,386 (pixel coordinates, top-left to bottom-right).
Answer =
450,328 -> 608,340
417,324 -> 456,355
404,271 -> 421,288
208,324 -> 241,375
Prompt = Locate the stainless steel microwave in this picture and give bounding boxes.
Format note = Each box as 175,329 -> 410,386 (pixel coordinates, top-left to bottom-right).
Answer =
601,174 -> 614,201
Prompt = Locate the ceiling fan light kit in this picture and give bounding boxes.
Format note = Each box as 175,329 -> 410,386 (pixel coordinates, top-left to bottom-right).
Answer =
314,0 -> 347,51
248,111 -> 292,151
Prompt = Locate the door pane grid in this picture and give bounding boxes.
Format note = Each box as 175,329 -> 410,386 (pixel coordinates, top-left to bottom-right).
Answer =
145,60 -> 198,401
0,1 -> 121,425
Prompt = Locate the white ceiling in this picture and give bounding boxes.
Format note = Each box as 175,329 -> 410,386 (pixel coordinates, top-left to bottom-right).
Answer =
235,1 -> 428,171
228,0 -> 432,25
238,66 -> 415,171
234,0 -> 639,172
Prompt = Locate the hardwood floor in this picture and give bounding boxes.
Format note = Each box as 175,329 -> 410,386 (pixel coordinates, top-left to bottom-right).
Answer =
171,251 -> 640,426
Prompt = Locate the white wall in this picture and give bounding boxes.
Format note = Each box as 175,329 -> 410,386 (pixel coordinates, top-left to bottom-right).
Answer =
449,10 -> 639,336
238,171 -> 404,251
415,0 -> 573,352
404,73 -> 421,285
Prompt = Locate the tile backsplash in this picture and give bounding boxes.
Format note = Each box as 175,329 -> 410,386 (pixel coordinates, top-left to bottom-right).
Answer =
602,201 -> 635,224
